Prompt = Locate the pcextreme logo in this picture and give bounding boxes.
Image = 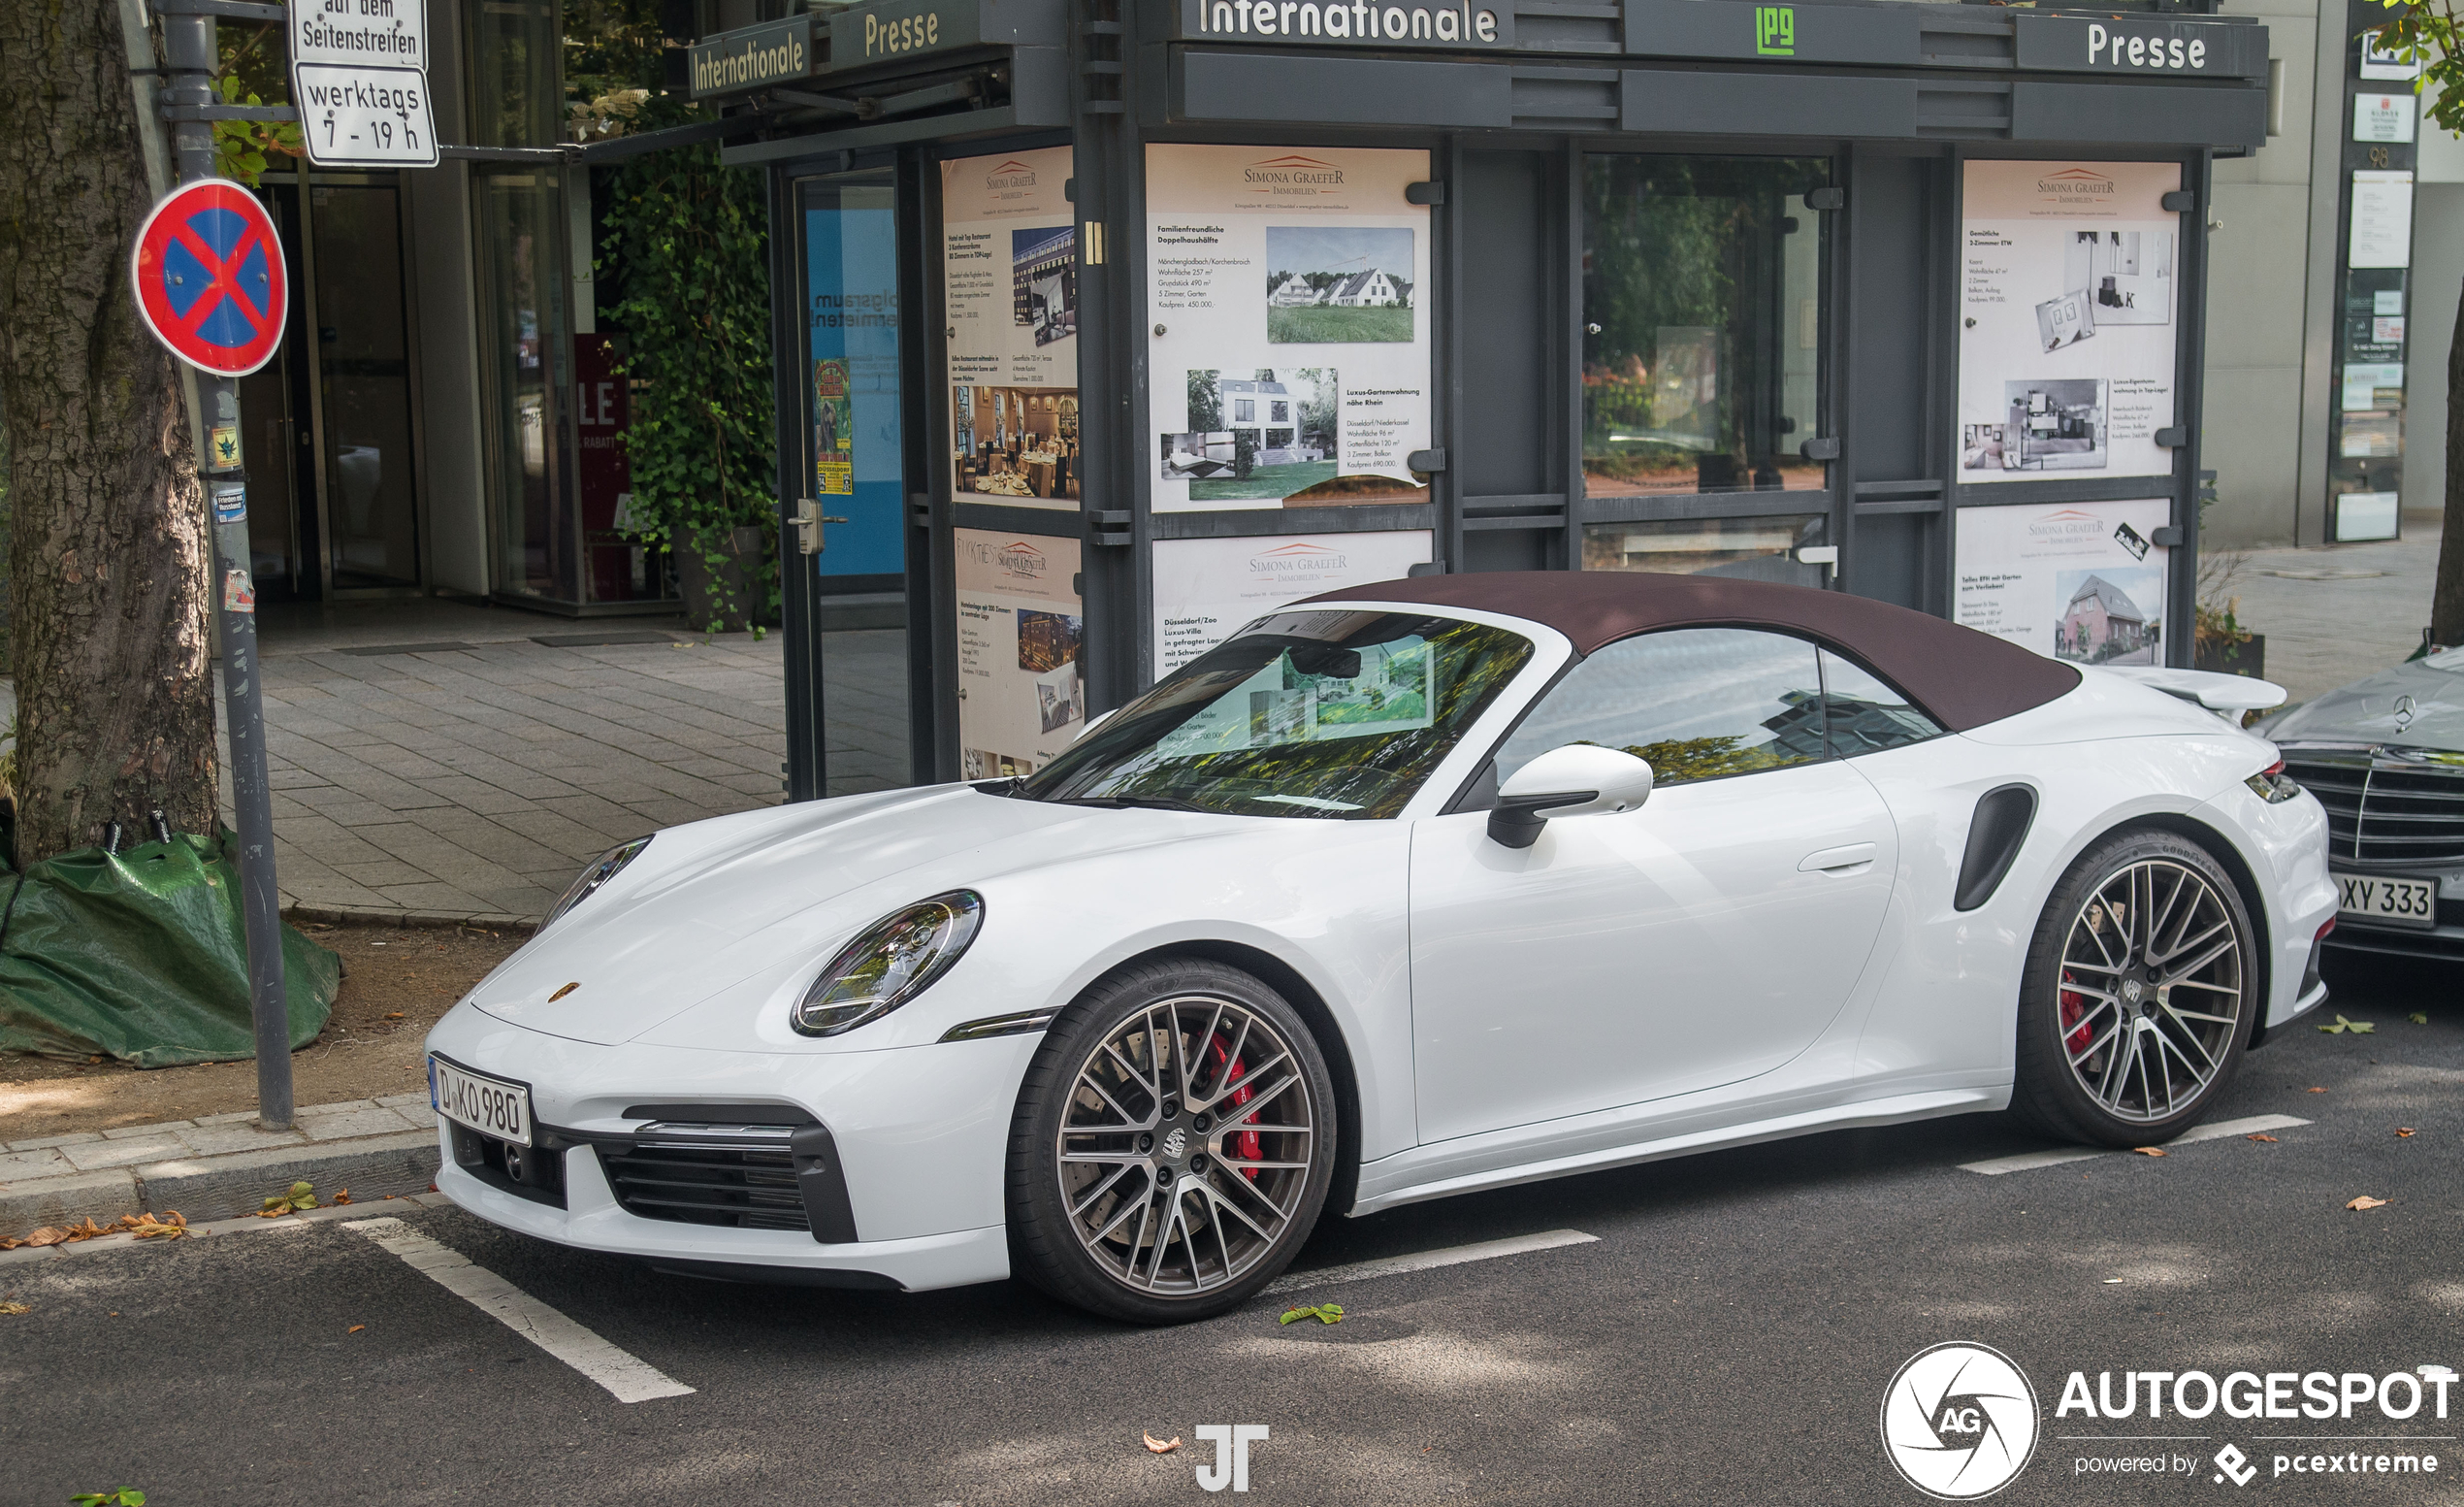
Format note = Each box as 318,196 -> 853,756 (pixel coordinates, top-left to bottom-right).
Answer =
1881,1343 -> 2041,1499
1754,5 -> 1795,55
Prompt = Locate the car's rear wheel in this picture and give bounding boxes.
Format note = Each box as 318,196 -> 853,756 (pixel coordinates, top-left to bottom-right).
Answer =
1007,959 -> 1336,1324
2013,829 -> 2258,1147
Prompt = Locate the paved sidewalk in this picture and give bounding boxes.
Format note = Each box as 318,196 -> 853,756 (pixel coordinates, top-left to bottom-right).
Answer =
238,626 -> 789,923
2213,515 -> 2446,704
1,1094 -> 443,1234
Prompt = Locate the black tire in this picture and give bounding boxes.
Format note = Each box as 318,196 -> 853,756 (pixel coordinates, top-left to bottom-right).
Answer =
1007,958 -> 1338,1325
2013,828 -> 2260,1147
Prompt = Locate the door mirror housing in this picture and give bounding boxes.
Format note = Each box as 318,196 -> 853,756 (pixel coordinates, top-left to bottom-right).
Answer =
1486,744 -> 1654,849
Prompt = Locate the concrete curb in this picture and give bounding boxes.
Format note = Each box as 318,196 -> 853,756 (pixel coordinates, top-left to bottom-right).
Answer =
1,1130 -> 442,1234
282,903 -> 540,933
0,1190 -> 461,1268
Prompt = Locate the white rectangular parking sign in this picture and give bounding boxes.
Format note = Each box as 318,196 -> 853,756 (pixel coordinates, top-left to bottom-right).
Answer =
294,63 -> 438,167
289,0 -> 438,168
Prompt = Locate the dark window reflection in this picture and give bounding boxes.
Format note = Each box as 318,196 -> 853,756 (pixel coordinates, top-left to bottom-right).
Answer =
1582,156 -> 1829,497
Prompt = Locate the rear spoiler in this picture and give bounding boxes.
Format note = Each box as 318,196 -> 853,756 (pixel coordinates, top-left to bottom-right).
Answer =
2101,666 -> 2287,720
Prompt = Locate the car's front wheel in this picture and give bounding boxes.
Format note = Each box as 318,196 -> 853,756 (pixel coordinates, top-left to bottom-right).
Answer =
2013,829 -> 2258,1147
1007,959 -> 1337,1324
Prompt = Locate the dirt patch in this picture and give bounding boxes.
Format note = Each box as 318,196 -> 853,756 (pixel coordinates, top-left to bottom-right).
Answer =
0,921 -> 524,1142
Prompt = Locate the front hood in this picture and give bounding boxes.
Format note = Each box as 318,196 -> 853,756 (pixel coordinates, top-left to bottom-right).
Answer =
468,785 -> 1206,1045
2260,658 -> 2464,753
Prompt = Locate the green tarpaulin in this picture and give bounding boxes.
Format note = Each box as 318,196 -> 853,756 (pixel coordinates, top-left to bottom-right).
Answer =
0,832 -> 340,1067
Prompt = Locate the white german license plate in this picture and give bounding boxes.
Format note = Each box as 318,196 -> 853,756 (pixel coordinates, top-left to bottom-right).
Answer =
429,1056 -> 534,1146
2333,872 -> 2439,930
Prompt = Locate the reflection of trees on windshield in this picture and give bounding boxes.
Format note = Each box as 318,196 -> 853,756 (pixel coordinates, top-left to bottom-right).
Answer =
1022,614 -> 1532,819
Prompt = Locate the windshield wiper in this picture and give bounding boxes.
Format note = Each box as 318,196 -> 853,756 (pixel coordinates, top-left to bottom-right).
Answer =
1052,795 -> 1208,813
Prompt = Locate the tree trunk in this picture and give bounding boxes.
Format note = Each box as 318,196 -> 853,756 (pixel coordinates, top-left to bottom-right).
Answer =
0,4 -> 217,862
2437,273 -> 2464,649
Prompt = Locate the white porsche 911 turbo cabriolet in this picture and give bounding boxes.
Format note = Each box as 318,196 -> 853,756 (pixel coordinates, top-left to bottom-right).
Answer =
426,571 -> 2336,1323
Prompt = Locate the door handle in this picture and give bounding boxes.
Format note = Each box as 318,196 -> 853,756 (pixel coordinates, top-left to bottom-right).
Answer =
1799,842 -> 1877,873
793,499 -> 849,555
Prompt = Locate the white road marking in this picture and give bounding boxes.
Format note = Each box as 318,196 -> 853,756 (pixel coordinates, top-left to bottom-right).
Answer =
343,1217 -> 694,1403
1960,1114 -> 2313,1175
1262,1229 -> 1598,1295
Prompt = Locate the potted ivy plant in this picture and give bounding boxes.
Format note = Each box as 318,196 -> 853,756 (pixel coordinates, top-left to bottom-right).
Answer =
600,95 -> 778,634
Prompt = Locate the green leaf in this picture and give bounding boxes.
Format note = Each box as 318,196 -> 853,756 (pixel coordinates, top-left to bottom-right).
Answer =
2411,1012 -> 2430,1025
1279,1302 -> 1345,1325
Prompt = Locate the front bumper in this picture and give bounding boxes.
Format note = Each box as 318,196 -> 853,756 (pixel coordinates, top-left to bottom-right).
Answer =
423,1003 -> 1041,1291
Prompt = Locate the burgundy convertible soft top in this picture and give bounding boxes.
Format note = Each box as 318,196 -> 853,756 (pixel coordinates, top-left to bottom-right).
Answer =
1299,571 -> 2081,733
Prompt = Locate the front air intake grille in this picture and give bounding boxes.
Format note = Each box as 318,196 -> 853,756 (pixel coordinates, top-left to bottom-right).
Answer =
598,1141 -> 811,1232
2281,753 -> 2464,864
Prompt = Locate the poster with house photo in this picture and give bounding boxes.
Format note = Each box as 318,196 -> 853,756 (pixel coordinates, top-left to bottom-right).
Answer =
1958,162 -> 2181,484
941,148 -> 1081,511
1148,145 -> 1432,510
953,529 -> 1086,776
1953,499 -> 2170,666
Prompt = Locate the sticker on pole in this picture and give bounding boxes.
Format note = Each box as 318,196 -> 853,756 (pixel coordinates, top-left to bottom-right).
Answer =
129,180 -> 288,377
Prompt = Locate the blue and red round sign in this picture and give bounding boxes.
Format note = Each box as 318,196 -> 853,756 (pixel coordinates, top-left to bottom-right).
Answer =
129,179 -> 287,377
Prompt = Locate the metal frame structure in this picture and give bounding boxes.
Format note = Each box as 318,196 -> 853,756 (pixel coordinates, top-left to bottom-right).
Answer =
713,0 -> 2273,797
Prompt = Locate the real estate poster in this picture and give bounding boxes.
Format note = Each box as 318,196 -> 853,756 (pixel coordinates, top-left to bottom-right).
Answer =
1151,530 -> 1433,674
1954,500 -> 2170,666
1147,145 -> 1432,511
941,148 -> 1081,511
1957,162 -> 2181,484
2351,170 -> 2415,269
954,528 -> 1086,777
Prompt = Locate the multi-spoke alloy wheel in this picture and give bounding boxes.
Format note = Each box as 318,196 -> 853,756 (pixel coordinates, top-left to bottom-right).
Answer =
2014,831 -> 2256,1147
1008,961 -> 1336,1323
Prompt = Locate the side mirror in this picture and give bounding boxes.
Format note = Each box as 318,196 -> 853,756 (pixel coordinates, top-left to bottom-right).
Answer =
1486,744 -> 1654,849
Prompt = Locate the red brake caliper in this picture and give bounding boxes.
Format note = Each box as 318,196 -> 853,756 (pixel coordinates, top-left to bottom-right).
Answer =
2059,971 -> 2092,1055
1207,1034 -> 1262,1178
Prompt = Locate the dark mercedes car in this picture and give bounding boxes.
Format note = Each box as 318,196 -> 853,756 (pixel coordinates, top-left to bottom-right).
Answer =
2260,645 -> 2464,962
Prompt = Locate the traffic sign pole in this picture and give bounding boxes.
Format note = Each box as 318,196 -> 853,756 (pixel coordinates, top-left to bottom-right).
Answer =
163,5 -> 293,1131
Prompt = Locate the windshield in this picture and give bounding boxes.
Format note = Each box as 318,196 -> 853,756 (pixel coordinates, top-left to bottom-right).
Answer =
1019,610 -> 1534,818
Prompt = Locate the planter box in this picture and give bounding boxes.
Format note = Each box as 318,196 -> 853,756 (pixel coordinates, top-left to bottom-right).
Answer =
2195,634 -> 2266,679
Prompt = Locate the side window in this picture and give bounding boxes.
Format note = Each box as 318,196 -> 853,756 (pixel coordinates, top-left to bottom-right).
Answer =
1494,628 -> 1826,789
1819,649 -> 1944,757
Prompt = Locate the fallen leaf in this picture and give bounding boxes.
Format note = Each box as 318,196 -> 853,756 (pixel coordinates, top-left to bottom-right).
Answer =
2348,1195 -> 2389,1211
2131,1147 -> 2166,1157
2413,1013 -> 2431,1025
259,1180 -> 319,1217
0,1301 -> 28,1315
1143,1432 -> 1183,1455
1280,1301 -> 1346,1325
2396,1128 -> 2416,1138
348,1325 -> 366,1333
383,1012 -> 405,1021
118,1212 -> 187,1241
2246,1132 -> 2278,1142
2308,1086 -> 2327,1093
333,1189 -> 352,1205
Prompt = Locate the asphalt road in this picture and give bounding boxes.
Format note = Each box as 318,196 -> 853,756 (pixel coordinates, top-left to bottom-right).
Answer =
7,954 -> 2459,1507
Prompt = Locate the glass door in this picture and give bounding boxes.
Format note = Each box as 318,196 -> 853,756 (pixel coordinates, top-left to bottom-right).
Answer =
304,176 -> 423,591
1579,154 -> 1833,586
800,175 -> 912,795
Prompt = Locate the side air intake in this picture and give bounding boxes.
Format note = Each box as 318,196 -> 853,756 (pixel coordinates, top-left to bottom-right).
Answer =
1954,784 -> 2038,912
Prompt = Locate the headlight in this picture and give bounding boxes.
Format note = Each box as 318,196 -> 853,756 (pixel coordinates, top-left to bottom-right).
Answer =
792,891 -> 984,1037
543,836 -> 652,930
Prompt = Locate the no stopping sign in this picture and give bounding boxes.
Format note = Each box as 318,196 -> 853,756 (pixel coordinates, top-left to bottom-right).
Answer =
130,179 -> 288,377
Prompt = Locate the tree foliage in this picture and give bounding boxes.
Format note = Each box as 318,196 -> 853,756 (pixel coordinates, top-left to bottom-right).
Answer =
2374,0 -> 2464,643
600,94 -> 778,630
